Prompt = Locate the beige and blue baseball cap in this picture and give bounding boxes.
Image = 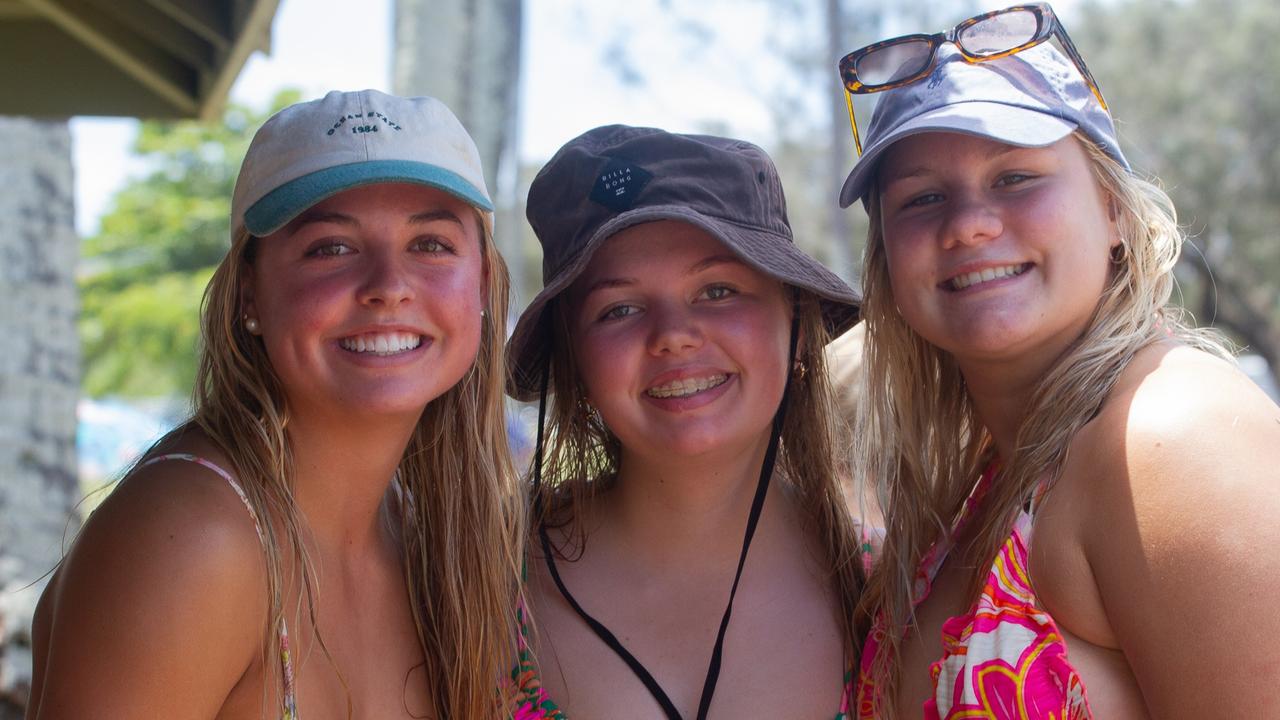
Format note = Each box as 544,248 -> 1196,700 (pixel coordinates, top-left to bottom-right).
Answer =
230,89 -> 493,238
839,43 -> 1129,208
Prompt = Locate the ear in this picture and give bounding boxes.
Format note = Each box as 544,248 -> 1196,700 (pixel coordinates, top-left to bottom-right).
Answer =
1106,194 -> 1123,249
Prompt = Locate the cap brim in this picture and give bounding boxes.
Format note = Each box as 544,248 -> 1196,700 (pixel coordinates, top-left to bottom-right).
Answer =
506,205 -> 861,402
243,160 -> 494,236
838,101 -> 1077,208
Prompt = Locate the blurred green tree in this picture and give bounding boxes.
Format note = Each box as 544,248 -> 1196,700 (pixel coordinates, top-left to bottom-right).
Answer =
79,90 -> 300,399
1078,0 -> 1280,383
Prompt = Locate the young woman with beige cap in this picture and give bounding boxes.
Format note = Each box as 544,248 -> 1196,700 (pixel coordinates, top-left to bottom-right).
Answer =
838,4 -> 1280,718
30,90 -> 528,719
506,125 -> 868,719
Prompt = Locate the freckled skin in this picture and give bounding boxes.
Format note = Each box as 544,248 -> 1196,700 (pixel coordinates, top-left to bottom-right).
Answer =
879,133 -> 1118,377
246,183 -> 486,425
568,220 -> 792,462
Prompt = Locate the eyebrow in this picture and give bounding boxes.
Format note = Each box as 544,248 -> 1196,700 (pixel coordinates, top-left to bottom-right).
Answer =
286,210 -> 357,234
688,253 -> 746,274
286,207 -> 464,235
880,144 -> 1025,186
408,209 -> 465,226
579,253 -> 746,299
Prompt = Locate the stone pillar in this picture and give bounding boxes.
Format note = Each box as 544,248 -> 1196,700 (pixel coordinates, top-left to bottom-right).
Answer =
0,117 -> 79,716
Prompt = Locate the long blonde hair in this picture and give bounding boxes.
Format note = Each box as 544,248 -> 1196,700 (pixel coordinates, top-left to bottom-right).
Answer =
853,133 -> 1233,716
534,288 -> 867,664
173,214 -> 524,718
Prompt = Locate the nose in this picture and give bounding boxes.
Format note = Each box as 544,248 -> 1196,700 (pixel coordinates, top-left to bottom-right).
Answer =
645,301 -> 703,356
356,247 -> 414,307
940,192 -> 1003,250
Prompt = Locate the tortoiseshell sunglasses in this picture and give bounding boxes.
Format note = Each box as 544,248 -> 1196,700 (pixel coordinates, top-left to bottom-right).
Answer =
837,2 -> 1108,156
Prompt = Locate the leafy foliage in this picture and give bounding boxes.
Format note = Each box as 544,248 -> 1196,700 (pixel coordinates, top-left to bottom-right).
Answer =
1077,0 -> 1280,376
79,90 -> 301,398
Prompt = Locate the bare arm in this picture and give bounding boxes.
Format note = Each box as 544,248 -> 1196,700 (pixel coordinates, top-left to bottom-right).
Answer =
29,460 -> 267,719
1083,348 -> 1280,717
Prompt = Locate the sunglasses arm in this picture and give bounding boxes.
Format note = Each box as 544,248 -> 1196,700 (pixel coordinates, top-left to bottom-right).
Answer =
845,89 -> 863,157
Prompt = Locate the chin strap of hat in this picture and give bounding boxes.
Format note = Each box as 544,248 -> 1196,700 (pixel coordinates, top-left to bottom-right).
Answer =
531,316 -> 800,720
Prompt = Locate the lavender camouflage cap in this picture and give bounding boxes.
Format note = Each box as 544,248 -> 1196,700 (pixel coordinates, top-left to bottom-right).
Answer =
507,125 -> 861,402
839,43 -> 1129,208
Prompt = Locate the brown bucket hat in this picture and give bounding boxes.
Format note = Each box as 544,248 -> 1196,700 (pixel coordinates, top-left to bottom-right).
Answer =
506,124 -> 861,401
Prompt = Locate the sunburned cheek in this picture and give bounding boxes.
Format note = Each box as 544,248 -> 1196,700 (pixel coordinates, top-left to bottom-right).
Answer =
425,265 -> 485,306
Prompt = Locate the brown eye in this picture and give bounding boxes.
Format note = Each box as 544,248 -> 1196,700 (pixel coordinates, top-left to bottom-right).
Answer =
996,173 -> 1034,187
903,192 -> 943,209
413,236 -> 454,254
307,241 -> 353,257
600,304 -> 639,321
702,285 -> 735,300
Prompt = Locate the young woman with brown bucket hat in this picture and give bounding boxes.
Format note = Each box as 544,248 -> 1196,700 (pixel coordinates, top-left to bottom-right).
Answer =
506,125 -> 869,719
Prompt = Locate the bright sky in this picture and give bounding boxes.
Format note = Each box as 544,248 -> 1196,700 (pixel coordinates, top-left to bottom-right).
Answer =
70,0 -> 1081,236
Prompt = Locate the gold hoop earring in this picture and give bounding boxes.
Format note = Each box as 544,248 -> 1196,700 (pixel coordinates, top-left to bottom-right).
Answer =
1111,238 -> 1130,264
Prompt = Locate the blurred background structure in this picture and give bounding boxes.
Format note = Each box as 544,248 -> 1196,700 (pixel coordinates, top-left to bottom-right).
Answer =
0,1 -> 280,713
4,0 -> 1279,713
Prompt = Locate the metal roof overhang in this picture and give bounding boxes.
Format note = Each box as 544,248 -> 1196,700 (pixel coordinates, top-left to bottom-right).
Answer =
0,0 -> 279,119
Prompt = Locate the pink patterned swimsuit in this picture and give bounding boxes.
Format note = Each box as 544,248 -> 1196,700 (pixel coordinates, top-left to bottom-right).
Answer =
856,467 -> 1092,720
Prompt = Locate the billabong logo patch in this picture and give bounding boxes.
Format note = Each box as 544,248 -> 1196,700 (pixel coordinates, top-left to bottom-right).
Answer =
326,110 -> 403,136
589,158 -> 652,212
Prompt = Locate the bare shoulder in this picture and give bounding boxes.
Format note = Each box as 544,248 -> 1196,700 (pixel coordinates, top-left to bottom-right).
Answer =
31,428 -> 269,717
1067,343 -> 1280,716
1075,342 -> 1279,497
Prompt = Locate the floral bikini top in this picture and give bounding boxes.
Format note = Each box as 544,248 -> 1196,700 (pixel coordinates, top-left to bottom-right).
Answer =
855,466 -> 1093,720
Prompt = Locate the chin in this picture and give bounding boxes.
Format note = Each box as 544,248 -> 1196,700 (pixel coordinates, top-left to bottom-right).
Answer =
649,424 -> 769,460
339,382 -> 460,419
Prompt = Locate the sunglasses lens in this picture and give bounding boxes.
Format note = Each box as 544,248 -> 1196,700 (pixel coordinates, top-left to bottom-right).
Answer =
959,9 -> 1039,56
856,38 -> 935,87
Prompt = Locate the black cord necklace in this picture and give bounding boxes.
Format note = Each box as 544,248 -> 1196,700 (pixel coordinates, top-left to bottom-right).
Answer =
531,318 -> 799,720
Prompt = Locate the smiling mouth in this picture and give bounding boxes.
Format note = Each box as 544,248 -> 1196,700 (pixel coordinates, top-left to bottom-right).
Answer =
339,332 -> 423,356
944,263 -> 1033,291
645,374 -> 729,399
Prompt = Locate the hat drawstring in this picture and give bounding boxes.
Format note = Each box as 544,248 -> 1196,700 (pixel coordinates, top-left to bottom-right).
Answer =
533,316 -> 801,720
531,355 -> 550,521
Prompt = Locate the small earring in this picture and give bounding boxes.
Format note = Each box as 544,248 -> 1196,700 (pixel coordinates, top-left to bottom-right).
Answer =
243,316 -> 260,334
579,395 -> 602,426
792,359 -> 807,381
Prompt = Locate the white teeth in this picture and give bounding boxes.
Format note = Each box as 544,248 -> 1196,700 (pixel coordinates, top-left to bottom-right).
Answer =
948,264 -> 1028,291
646,374 -> 728,399
339,332 -> 422,355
